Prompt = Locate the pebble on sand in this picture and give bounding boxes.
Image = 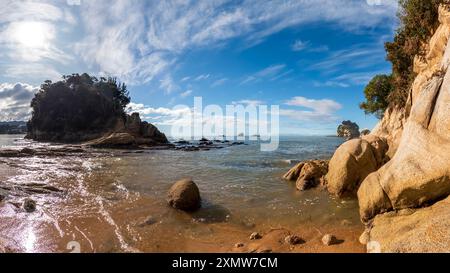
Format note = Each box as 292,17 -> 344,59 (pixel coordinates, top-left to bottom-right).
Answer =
322,234 -> 338,246
284,235 -> 304,245
249,232 -> 262,240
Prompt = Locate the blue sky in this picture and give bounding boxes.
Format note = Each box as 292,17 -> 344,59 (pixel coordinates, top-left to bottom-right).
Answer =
0,0 -> 399,135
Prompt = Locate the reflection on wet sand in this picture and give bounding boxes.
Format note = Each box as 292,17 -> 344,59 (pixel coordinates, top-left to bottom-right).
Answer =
0,136 -> 364,253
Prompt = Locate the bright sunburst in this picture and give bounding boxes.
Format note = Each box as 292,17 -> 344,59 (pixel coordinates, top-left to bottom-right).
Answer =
12,21 -> 52,48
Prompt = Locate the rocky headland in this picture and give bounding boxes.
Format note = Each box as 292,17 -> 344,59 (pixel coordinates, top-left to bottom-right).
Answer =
283,4 -> 450,252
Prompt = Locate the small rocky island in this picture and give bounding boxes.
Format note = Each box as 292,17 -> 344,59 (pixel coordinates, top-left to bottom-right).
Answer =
336,120 -> 361,140
26,73 -> 169,148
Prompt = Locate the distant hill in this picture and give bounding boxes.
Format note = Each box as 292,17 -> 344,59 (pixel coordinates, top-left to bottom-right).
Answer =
0,121 -> 27,134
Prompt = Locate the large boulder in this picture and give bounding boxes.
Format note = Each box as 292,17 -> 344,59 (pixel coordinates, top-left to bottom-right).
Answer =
364,196 -> 450,253
337,120 -> 360,140
167,179 -> 201,211
326,139 -> 379,197
282,160 -> 328,191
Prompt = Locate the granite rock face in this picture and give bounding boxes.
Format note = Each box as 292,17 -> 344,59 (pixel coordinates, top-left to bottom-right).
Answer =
357,5 -> 450,253
326,137 -> 387,197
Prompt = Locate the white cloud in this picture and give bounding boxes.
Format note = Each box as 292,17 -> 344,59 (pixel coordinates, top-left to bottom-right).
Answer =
126,101 -> 270,137
308,44 -> 386,73
314,71 -> 389,87
285,96 -> 342,112
232,100 -> 265,107
281,96 -> 342,123
211,78 -> 228,87
0,83 -> 38,121
292,40 -> 310,51
241,64 -> 287,84
194,74 -> 211,81
180,90 -> 193,98
0,0 -> 398,87
3,63 -> 62,83
159,74 -> 179,94
313,80 -> 350,88
0,1 -> 73,24
0,1 -> 75,81
127,102 -> 190,118
75,0 -> 397,85
333,72 -> 379,86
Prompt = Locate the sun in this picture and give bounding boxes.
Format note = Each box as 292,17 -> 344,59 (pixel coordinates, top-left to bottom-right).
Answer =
13,21 -> 51,48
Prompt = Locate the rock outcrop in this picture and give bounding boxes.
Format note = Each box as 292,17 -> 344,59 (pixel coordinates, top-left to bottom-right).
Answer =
86,132 -> 137,148
366,196 -> 450,253
86,113 -> 169,148
359,73 -> 450,222
337,120 -> 360,140
326,136 -> 388,197
357,5 -> 450,253
167,179 -> 201,211
282,160 -> 328,191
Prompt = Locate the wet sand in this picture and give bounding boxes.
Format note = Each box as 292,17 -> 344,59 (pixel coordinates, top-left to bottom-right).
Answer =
0,193 -> 364,253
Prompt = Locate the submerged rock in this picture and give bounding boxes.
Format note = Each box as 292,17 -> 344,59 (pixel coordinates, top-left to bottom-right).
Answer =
138,216 -> 157,227
23,198 -> 36,213
167,179 -> 201,211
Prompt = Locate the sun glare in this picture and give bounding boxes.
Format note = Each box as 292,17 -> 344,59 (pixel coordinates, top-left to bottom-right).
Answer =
13,21 -> 51,48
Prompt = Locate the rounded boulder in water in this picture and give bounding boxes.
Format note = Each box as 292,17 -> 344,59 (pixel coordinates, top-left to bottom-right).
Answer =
167,179 -> 201,211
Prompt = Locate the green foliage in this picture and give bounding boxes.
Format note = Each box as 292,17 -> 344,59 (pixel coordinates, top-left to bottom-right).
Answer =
360,74 -> 393,119
29,73 -> 130,139
385,0 -> 446,107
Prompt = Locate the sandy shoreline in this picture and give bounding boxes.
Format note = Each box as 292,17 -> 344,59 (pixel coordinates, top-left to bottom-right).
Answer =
0,140 -> 364,253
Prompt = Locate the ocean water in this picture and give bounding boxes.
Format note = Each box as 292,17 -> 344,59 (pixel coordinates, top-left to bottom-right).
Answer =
0,135 -> 362,252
